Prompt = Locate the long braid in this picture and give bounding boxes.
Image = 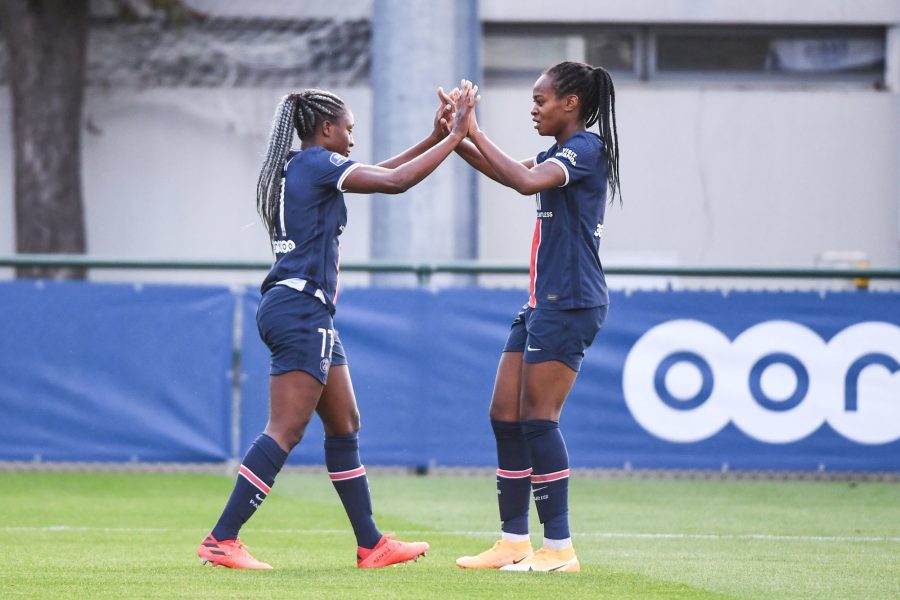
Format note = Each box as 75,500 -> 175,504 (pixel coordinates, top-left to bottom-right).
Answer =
255,89 -> 346,240
595,67 -> 621,204
545,61 -> 622,204
257,94 -> 298,239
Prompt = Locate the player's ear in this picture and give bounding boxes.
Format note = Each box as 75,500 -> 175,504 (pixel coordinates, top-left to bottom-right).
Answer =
321,118 -> 333,138
564,94 -> 579,113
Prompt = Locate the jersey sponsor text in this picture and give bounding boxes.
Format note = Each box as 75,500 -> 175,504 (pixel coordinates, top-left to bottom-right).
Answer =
272,239 -> 296,254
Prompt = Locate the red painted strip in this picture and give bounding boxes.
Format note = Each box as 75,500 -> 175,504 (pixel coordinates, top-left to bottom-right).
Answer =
530,468 -> 570,483
528,218 -> 541,308
496,468 -> 533,479
329,465 -> 366,481
238,465 -> 271,494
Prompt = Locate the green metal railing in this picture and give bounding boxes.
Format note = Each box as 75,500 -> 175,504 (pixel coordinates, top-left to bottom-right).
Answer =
1,254 -> 899,283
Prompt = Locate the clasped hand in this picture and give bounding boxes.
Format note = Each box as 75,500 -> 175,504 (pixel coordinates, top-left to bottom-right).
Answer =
432,79 -> 480,140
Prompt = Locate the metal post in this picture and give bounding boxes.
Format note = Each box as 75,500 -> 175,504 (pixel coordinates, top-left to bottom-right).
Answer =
889,26 -> 900,264
371,0 -> 481,285
227,287 -> 245,474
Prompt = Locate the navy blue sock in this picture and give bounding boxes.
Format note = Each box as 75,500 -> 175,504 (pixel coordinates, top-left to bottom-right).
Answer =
325,432 -> 382,549
521,419 -> 570,541
211,433 -> 287,541
492,420 -> 532,536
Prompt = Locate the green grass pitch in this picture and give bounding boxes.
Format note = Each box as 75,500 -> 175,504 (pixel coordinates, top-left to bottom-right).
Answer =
1,471 -> 898,599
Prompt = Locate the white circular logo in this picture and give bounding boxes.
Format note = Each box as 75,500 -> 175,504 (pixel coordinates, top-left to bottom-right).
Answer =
622,320 -> 900,445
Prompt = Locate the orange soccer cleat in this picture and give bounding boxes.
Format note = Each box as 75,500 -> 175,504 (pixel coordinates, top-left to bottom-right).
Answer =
356,534 -> 429,568
499,545 -> 580,572
198,534 -> 273,570
456,538 -> 534,569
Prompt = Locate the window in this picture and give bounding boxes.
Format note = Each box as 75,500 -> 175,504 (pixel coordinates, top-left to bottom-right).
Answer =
652,27 -> 886,83
483,24 -> 887,87
483,25 -> 638,83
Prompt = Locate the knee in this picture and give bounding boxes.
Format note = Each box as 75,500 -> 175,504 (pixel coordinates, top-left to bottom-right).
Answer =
265,416 -> 312,452
323,410 -> 360,437
489,405 -> 518,422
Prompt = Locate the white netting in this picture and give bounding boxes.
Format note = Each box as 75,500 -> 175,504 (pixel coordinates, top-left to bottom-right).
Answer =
0,4 -> 371,88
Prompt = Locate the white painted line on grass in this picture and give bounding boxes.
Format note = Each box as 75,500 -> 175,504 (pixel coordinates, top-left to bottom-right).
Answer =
2,526 -> 898,543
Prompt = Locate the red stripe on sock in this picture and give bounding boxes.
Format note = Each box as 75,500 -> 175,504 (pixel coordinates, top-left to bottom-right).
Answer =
329,465 -> 366,481
238,465 -> 271,494
496,468 -> 533,479
531,468 -> 570,483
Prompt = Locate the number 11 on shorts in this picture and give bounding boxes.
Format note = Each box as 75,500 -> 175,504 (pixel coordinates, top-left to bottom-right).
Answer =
317,327 -> 335,358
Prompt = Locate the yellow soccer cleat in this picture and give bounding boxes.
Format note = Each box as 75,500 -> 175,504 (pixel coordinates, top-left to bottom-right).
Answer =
197,534 -> 273,570
456,539 -> 534,569
499,545 -> 580,572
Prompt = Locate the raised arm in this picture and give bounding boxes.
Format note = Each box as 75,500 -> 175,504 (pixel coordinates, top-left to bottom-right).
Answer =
341,83 -> 477,195
440,87 -> 535,185
468,126 -> 564,195
374,89 -> 456,170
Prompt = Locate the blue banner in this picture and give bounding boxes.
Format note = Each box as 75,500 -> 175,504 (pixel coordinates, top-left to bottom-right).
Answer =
0,281 -> 235,462
2,281 -> 897,470
239,288 -> 900,471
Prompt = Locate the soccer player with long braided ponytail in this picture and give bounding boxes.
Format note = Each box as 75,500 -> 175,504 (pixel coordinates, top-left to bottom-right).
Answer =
452,62 -> 621,573
198,83 -> 477,570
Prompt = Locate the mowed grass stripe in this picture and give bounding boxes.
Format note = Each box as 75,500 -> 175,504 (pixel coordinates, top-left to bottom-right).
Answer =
0,472 -> 897,599
2,526 -> 898,543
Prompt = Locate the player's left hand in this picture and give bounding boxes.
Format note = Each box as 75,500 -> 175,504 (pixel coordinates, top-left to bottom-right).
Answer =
451,80 -> 479,138
432,86 -> 458,139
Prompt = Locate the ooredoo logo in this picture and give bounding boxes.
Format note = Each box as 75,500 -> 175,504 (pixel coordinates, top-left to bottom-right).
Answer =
622,320 -> 900,445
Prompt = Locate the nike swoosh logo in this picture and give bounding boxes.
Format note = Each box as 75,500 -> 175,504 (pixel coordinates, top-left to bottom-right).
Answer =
547,559 -> 577,572
255,493 -> 265,502
532,486 -> 548,492
512,556 -> 528,564
527,345 -> 541,351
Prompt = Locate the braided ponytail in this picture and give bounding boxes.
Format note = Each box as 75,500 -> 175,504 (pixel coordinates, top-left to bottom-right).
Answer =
257,94 -> 299,239
591,66 -> 621,204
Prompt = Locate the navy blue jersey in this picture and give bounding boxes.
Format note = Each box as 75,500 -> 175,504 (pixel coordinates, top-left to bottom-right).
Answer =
260,146 -> 360,312
529,131 -> 609,310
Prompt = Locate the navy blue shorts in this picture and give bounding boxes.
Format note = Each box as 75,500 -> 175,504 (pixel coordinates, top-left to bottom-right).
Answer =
256,285 -> 347,385
502,304 -> 608,372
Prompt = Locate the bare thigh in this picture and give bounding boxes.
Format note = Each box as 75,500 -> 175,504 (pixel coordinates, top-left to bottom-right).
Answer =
520,360 -> 578,421
489,352 -> 524,422
264,370 -> 323,453
315,365 -> 361,437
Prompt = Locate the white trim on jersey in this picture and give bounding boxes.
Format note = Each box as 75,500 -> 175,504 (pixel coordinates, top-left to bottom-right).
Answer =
279,153 -> 301,236
278,179 -> 287,237
275,278 -> 328,305
336,162 -> 362,192
544,157 -> 570,187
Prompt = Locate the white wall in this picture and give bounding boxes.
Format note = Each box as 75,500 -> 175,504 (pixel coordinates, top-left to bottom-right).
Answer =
2,0 -> 898,287
482,0 -> 900,25
78,87 -> 373,285
478,83 -> 900,274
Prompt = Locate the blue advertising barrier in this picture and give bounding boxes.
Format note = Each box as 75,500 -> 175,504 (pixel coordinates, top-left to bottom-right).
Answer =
0,281 -> 235,462
239,287 -> 900,471
1,281 -> 898,470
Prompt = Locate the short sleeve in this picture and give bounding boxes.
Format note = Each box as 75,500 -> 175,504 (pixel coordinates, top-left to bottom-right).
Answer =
543,133 -> 601,187
313,150 -> 360,192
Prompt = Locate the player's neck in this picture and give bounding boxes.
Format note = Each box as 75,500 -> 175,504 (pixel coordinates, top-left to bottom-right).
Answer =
555,121 -> 585,146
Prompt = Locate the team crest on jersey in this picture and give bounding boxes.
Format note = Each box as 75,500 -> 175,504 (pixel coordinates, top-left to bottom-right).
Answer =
320,358 -> 330,374
556,147 -> 577,166
329,152 -> 349,166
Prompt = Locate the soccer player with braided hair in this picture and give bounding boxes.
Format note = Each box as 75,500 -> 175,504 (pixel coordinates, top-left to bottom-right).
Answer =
198,83 -> 477,570
452,62 -> 621,573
